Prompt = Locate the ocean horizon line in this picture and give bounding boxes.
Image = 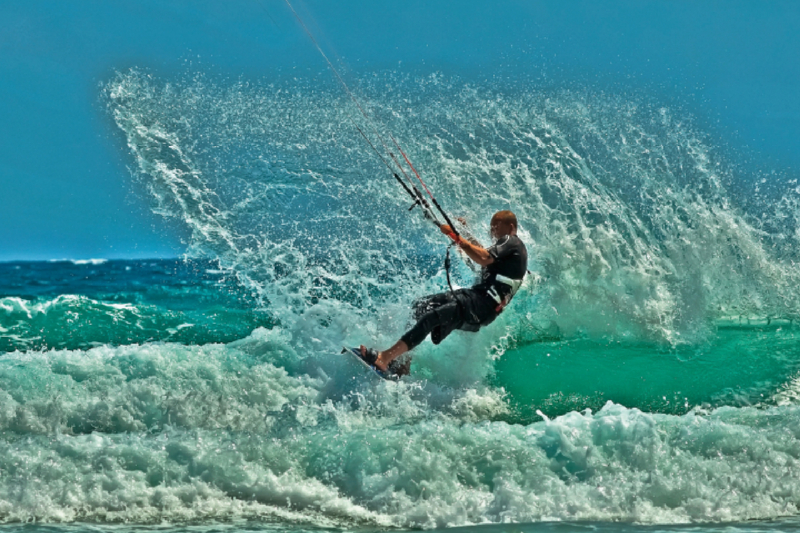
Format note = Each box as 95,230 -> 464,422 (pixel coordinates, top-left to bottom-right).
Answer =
0,256 -> 187,265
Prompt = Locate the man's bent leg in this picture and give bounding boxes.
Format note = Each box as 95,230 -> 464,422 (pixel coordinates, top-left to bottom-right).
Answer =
411,291 -> 455,321
367,301 -> 462,370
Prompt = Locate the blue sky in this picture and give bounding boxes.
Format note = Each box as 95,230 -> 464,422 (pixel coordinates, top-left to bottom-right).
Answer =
1,0 -> 798,260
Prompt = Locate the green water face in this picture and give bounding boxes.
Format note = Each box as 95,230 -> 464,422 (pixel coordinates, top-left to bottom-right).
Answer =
0,296 -> 274,353
494,324 -> 800,422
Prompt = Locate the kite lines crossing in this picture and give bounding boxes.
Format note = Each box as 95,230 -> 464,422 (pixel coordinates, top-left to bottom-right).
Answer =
282,0 -> 461,241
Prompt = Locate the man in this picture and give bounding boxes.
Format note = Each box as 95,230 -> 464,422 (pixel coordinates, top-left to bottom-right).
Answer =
359,210 -> 528,376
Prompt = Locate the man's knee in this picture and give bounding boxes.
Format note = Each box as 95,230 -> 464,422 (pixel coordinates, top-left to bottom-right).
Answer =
401,308 -> 443,350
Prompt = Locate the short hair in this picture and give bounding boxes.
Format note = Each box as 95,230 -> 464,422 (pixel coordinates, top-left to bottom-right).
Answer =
493,210 -> 518,228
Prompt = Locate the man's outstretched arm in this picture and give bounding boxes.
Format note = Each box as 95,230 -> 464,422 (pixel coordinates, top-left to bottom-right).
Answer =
440,224 -> 494,266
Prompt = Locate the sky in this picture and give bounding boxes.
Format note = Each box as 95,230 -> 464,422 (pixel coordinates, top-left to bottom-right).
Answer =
1,0 -> 798,261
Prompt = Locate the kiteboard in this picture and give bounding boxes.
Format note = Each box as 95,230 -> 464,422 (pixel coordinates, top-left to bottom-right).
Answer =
341,347 -> 399,382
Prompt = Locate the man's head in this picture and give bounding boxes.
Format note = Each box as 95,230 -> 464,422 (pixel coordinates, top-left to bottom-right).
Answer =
490,210 -> 518,240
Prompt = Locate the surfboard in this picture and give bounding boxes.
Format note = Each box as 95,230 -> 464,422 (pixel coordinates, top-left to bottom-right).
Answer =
341,347 -> 399,381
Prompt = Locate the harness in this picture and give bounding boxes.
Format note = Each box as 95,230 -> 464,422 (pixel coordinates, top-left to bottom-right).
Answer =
446,234 -> 526,316
486,273 -> 525,313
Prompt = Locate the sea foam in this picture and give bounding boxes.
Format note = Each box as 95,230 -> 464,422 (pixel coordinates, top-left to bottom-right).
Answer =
1,330 -> 800,526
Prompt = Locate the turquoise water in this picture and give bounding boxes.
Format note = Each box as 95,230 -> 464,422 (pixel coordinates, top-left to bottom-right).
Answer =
496,323 -> 800,421
4,1 -> 800,531
3,63 -> 800,532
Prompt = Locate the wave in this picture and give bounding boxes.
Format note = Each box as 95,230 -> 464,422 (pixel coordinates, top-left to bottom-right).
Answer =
19,68 -> 793,527
1,333 -> 800,525
0,295 -> 271,352
495,321 -> 800,420
104,69 -> 800,354
46,259 -> 109,266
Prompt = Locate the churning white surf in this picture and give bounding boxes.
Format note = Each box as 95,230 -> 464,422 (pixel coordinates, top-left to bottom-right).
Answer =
105,69 -> 800,349
2,330 -> 800,526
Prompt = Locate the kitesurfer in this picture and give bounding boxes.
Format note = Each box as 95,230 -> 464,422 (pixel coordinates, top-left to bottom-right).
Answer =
285,0 -> 528,379
359,210 -> 528,377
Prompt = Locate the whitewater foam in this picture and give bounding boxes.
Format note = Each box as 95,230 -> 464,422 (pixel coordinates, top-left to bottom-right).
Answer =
104,69 -> 800,350
3,331 -> 800,526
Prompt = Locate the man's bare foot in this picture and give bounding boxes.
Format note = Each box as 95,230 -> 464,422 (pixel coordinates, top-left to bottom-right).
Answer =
359,345 -> 387,371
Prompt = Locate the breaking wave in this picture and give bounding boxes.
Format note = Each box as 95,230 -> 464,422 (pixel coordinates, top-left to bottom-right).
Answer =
3,68 -> 800,526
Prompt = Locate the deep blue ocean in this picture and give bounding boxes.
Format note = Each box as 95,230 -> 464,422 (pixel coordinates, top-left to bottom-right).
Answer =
3,2 -> 800,533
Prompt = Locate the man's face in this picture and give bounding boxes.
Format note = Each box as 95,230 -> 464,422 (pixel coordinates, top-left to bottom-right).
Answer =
490,216 -> 513,240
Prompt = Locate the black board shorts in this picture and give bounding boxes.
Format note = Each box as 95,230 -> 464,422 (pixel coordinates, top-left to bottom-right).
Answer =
400,289 -> 498,350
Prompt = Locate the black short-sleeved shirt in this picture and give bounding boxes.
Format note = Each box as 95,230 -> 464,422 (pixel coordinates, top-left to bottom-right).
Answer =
474,235 -> 528,295
455,234 -> 528,326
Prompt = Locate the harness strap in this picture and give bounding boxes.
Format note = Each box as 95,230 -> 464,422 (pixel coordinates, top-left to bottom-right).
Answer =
486,272 -> 526,313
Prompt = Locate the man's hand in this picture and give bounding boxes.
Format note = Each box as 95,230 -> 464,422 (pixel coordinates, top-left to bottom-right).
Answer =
439,224 -> 461,244
440,223 -> 494,266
